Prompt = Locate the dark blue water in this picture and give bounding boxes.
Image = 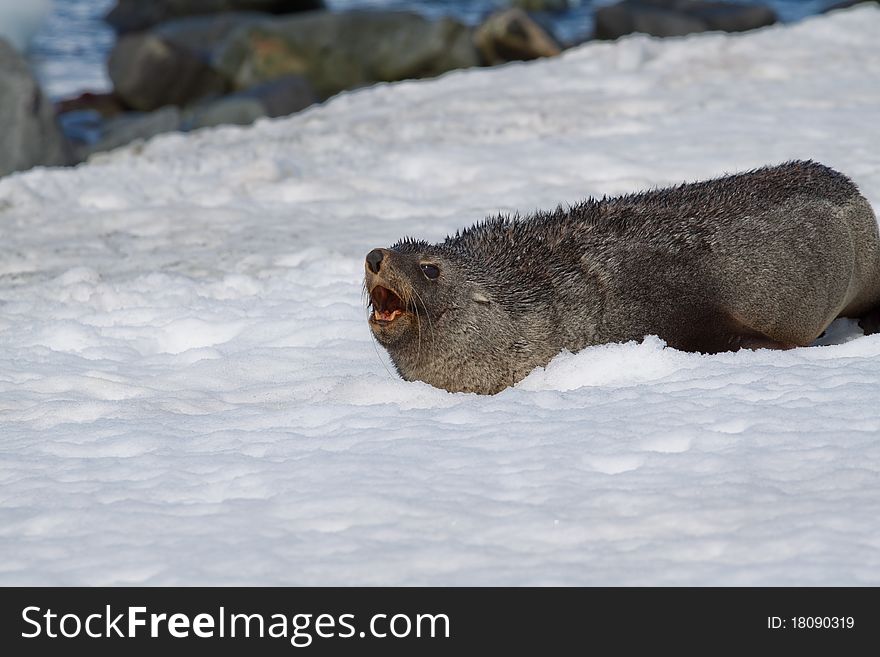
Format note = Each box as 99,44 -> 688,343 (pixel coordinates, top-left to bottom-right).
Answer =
26,0 -> 847,99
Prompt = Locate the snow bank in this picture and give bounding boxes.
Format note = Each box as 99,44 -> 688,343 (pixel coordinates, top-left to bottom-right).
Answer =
1,6 -> 880,585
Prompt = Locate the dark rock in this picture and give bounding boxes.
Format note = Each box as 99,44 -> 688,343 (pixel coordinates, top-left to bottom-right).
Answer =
507,0 -> 570,11
105,0 -> 325,34
108,31 -> 230,111
182,96 -> 265,129
694,2 -> 777,31
823,0 -> 879,12
181,74 -> 317,129
153,11 -> 269,58
594,0 -> 777,40
87,106 -> 182,156
234,74 -> 317,117
0,38 -> 70,177
84,74 -> 316,151
213,10 -> 480,99
475,9 -> 562,65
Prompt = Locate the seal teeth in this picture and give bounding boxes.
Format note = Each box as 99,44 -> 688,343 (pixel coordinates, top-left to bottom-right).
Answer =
374,309 -> 403,322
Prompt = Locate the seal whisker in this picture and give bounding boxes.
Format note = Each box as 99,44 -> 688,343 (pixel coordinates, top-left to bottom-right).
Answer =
407,286 -> 423,367
367,307 -> 397,382
409,286 -> 436,364
394,281 -> 419,366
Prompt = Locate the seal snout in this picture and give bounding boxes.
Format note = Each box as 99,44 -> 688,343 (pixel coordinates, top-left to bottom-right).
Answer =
365,248 -> 413,335
366,248 -> 386,274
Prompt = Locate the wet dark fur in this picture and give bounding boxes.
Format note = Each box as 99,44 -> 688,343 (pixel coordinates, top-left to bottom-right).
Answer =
366,161 -> 880,394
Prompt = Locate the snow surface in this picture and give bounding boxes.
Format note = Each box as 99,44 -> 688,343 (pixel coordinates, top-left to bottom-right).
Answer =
2,6 -> 880,585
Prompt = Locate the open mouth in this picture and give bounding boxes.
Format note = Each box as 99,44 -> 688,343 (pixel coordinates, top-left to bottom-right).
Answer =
370,286 -> 405,324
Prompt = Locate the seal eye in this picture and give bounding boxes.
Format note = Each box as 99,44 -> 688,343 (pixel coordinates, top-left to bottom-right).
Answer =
420,264 -> 440,280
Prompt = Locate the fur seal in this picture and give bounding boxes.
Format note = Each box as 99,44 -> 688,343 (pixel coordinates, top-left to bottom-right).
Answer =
365,161 -> 880,394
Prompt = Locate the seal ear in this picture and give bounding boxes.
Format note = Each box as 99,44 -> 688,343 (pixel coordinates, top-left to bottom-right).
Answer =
471,291 -> 491,305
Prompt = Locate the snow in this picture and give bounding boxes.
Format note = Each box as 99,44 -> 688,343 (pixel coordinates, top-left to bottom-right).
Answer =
2,6 -> 880,585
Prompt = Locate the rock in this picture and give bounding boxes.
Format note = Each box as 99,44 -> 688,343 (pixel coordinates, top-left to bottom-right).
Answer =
181,74 -> 317,129
596,4 -> 703,38
475,9 -> 562,65
694,1 -> 777,32
507,0 -> 570,11
105,0 -> 325,34
87,106 -> 182,156
594,0 -> 777,40
154,11 -> 269,58
0,38 -> 70,177
182,96 -> 265,130
213,10 -> 480,99
88,74 -> 316,147
108,31 -> 229,111
823,0 -> 879,12
234,74 -> 317,116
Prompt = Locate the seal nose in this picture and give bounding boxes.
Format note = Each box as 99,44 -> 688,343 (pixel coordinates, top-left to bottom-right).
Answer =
366,249 -> 384,274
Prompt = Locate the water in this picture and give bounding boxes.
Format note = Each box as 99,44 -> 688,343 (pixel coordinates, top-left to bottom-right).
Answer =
27,0 -> 115,98
19,0 -> 845,100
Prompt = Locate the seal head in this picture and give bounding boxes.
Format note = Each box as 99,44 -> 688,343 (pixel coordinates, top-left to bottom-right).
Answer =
365,244 -> 462,346
365,241 -> 506,389
365,225 -> 602,395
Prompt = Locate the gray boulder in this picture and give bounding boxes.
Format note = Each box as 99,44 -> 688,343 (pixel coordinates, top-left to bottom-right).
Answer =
233,73 -> 317,117
0,38 -> 70,177
105,0 -> 325,34
475,9 -> 562,65
507,0 -> 570,11
181,94 -> 266,130
86,106 -> 182,156
108,31 -> 230,111
154,11 -> 269,58
182,74 -> 317,129
182,96 -> 265,130
694,1 -> 777,31
594,0 -> 777,40
823,0 -> 879,11
212,10 -> 480,99
82,73 -> 316,155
